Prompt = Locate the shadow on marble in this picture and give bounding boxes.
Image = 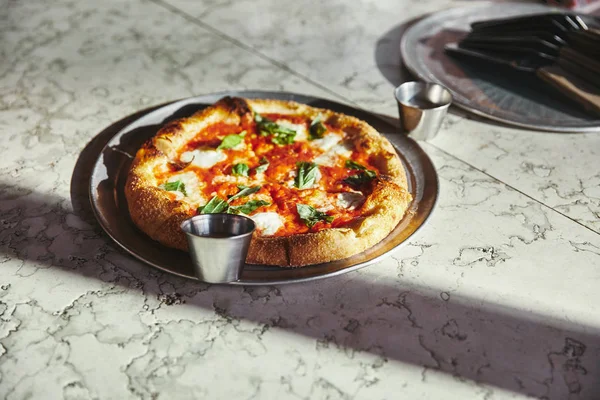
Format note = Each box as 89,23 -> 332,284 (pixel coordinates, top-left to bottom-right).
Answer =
45,106 -> 600,399
374,15 -> 423,89
5,180 -> 600,398
374,15 -> 469,122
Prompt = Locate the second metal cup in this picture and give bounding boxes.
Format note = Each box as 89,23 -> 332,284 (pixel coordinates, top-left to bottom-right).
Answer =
181,214 -> 256,283
394,81 -> 452,141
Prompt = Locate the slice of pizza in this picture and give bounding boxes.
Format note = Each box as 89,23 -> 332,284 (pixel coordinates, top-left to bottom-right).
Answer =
125,96 -> 412,267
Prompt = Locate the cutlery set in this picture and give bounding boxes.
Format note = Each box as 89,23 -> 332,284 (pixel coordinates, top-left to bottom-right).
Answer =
445,13 -> 600,116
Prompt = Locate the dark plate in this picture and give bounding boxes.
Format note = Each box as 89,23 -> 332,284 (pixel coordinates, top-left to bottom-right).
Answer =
88,91 -> 438,285
401,3 -> 600,132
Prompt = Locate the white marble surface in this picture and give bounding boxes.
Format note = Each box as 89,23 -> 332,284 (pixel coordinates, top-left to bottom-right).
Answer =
1,0 -> 599,399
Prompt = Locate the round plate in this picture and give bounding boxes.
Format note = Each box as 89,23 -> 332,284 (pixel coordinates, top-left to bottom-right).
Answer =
401,3 -> 600,132
88,91 -> 438,285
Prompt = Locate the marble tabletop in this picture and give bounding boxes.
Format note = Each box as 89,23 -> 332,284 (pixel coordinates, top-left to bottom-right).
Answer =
1,0 -> 600,399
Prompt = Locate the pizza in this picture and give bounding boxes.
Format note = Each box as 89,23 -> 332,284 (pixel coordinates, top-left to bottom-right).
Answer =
125,96 -> 412,267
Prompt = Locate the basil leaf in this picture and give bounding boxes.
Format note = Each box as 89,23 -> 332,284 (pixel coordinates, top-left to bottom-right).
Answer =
228,185 -> 261,202
296,204 -> 334,228
198,185 -> 263,214
343,170 -> 376,187
345,160 -> 368,171
344,160 -> 376,187
255,157 -> 269,174
364,170 -> 377,179
198,196 -> 229,214
295,161 -> 320,190
159,180 -> 187,196
229,200 -> 270,215
309,117 -> 326,140
343,174 -> 369,186
217,131 -> 246,150
271,130 -> 296,145
254,113 -> 266,125
255,113 -> 296,145
255,114 -> 282,135
232,163 -> 249,176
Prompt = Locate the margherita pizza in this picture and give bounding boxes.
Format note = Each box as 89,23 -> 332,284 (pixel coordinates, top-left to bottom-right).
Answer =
125,96 -> 412,267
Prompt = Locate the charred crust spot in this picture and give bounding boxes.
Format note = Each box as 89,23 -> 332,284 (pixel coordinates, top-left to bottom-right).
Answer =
325,115 -> 341,128
358,140 -> 371,150
343,125 -> 365,141
140,144 -> 164,158
169,159 -> 192,171
141,140 -> 157,152
216,96 -> 252,117
140,140 -> 152,150
158,121 -> 185,136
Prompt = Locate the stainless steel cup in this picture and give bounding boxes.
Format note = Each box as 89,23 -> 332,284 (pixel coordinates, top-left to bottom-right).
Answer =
394,81 -> 452,141
181,214 -> 256,283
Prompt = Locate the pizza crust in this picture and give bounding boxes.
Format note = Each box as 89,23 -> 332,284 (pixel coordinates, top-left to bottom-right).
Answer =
125,96 -> 412,267
247,179 -> 411,266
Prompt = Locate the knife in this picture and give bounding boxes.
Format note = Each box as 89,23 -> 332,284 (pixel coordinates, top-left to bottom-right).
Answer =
445,43 -> 600,117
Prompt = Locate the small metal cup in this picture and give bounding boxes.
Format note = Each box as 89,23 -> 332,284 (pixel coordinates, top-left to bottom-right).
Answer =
181,214 -> 256,283
394,81 -> 452,141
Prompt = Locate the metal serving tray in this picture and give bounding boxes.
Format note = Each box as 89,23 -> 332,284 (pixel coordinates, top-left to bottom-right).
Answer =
401,2 -> 600,132
88,91 -> 438,285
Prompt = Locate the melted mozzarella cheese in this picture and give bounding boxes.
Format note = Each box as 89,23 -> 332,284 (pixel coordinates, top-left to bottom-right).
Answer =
312,133 -> 341,151
337,192 -> 365,210
251,212 -> 284,236
166,172 -> 205,205
311,133 -> 353,167
211,172 -> 265,187
314,143 -> 353,167
252,192 -> 273,204
313,168 -> 322,187
254,171 -> 267,184
212,174 -> 249,185
302,190 -> 334,212
276,120 -> 308,142
286,178 -> 295,188
180,149 -> 227,168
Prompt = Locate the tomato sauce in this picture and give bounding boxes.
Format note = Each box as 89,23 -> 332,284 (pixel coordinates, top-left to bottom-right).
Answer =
154,115 -> 380,237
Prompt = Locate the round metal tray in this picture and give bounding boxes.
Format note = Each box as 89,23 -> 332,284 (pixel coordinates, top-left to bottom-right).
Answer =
88,91 -> 438,285
401,3 -> 600,132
